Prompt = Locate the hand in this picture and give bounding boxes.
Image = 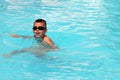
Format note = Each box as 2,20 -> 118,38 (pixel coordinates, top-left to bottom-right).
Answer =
10,34 -> 19,38
1,54 -> 12,58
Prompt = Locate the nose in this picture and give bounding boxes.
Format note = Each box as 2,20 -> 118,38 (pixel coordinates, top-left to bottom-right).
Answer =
34,29 -> 43,32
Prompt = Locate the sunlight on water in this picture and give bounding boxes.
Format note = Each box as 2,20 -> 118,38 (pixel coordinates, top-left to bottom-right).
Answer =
0,0 -> 120,80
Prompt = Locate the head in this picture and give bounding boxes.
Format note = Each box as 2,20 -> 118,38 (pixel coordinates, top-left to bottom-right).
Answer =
33,19 -> 47,38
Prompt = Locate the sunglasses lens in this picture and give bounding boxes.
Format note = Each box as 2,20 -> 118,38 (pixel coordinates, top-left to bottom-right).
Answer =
33,27 -> 37,30
38,27 -> 46,30
33,26 -> 46,30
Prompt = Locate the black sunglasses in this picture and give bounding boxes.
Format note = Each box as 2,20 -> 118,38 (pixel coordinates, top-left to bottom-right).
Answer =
33,26 -> 46,30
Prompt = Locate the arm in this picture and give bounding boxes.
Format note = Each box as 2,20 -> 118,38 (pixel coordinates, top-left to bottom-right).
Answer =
2,48 -> 32,58
10,34 -> 33,39
2,49 -> 25,58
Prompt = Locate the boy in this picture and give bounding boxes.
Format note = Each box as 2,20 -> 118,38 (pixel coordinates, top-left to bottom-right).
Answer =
3,19 -> 57,57
11,19 -> 56,49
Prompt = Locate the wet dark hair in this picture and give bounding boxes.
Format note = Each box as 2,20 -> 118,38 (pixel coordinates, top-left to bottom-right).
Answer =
34,19 -> 47,27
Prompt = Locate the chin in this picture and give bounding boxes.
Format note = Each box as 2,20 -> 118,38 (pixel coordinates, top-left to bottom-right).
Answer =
35,35 -> 42,37
35,34 -> 43,37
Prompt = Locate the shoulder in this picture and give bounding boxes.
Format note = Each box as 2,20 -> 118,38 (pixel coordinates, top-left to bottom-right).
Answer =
44,35 -> 50,39
43,35 -> 51,41
43,35 -> 54,47
43,35 -> 59,49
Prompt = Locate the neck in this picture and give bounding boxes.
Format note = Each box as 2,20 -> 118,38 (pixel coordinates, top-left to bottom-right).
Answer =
34,35 -> 45,38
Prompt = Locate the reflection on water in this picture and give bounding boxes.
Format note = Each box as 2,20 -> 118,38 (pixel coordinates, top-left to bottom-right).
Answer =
1,35 -> 56,58
0,0 -> 120,80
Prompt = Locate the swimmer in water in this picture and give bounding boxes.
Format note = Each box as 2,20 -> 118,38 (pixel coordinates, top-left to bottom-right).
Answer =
11,19 -> 57,48
2,19 -> 58,58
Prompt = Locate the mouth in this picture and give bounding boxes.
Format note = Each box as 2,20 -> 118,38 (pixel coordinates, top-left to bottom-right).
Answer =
34,32 -> 43,37
35,32 -> 40,34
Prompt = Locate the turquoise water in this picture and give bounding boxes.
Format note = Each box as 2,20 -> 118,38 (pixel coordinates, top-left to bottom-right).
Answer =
0,0 -> 120,80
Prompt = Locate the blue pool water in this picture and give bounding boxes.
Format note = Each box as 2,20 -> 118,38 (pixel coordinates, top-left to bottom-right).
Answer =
0,0 -> 120,80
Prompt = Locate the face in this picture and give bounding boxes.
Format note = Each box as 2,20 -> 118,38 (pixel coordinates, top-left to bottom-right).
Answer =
33,22 -> 47,38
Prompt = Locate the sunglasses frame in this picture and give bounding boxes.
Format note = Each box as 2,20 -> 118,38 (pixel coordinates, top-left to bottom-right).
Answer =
32,26 -> 46,30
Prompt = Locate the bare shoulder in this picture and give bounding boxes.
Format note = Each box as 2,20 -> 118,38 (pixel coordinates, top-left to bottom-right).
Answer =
43,36 -> 53,43
43,36 -> 54,46
43,36 -> 59,49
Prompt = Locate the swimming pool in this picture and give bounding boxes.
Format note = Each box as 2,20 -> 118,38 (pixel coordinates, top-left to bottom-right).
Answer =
0,0 -> 120,80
